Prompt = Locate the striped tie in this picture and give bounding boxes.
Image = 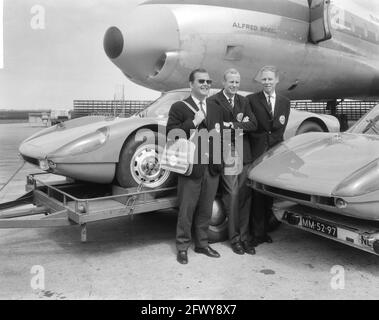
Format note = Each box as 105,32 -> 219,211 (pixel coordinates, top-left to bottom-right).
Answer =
199,101 -> 206,116
229,97 -> 234,108
267,96 -> 273,117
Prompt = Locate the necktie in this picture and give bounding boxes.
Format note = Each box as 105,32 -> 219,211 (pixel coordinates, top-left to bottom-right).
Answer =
267,96 -> 274,117
199,101 -> 206,116
229,97 -> 234,108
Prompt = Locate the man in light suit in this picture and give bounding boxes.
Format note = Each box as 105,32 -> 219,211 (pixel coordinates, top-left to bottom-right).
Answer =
246,66 -> 290,246
208,68 -> 257,255
166,68 -> 224,264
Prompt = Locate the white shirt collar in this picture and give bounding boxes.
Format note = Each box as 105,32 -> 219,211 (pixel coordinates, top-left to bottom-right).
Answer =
191,95 -> 207,110
223,90 -> 235,103
264,91 -> 276,100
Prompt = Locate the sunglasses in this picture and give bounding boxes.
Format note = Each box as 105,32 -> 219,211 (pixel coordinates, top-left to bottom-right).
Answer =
197,79 -> 213,85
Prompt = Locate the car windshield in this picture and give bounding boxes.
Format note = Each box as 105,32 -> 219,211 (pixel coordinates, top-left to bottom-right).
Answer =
349,104 -> 379,135
136,88 -> 230,118
137,91 -> 189,118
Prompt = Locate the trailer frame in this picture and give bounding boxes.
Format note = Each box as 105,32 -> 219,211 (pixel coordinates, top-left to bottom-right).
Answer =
0,172 -> 178,242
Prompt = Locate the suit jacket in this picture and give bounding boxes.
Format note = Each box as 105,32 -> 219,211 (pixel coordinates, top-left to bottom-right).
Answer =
166,96 -> 224,179
246,91 -> 290,162
208,91 -> 257,165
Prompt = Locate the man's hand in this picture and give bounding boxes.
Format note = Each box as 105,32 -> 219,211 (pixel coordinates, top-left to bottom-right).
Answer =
193,111 -> 205,126
223,122 -> 234,129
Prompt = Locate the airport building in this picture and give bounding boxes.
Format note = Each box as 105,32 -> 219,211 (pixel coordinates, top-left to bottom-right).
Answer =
72,100 -> 152,118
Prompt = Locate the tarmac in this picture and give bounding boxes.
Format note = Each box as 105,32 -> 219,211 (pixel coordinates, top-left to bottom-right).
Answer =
0,122 -> 378,300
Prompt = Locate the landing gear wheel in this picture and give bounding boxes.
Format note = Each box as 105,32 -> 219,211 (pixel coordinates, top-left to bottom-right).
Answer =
208,198 -> 228,243
266,210 -> 281,232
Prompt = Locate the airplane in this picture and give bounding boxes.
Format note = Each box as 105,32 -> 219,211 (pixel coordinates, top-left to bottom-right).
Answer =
103,0 -> 379,102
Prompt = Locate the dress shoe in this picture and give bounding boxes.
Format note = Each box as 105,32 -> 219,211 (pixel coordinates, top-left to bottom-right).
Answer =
194,246 -> 220,258
242,241 -> 256,255
177,250 -> 188,264
253,235 -> 273,247
231,242 -> 245,255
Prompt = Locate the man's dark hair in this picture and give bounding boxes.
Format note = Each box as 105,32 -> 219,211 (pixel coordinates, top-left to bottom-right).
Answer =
189,68 -> 208,83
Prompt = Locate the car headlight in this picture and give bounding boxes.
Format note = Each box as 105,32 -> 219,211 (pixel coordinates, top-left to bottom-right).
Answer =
251,152 -> 270,169
333,159 -> 379,197
51,127 -> 110,157
39,159 -> 50,171
251,143 -> 288,168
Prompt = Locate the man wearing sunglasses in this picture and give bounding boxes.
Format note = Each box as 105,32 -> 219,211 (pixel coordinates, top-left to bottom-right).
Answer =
167,68 -> 224,265
208,68 -> 258,256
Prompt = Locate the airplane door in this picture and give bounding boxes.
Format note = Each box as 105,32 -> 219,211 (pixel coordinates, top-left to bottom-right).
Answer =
309,0 -> 332,43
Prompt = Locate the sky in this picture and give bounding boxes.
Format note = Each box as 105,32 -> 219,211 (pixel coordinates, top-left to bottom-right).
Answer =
0,0 -> 160,109
1,0 -> 378,110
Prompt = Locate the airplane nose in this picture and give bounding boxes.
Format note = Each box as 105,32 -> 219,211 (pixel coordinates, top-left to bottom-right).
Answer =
104,5 -> 180,83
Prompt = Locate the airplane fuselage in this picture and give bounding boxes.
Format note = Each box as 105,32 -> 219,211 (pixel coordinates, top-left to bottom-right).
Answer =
104,0 -> 379,100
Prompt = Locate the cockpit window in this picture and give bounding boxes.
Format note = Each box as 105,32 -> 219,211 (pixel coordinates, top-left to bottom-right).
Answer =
349,104 -> 379,135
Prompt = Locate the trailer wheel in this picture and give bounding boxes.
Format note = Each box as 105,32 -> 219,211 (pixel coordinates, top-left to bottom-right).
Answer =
116,130 -> 176,189
208,198 -> 228,243
296,121 -> 324,135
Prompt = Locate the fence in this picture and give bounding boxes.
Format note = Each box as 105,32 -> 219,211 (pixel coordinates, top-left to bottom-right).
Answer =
292,100 -> 378,121
72,99 -> 379,124
72,100 -> 152,118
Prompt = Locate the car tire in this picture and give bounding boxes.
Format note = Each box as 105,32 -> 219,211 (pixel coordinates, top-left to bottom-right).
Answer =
116,130 -> 177,189
208,198 -> 228,243
296,121 -> 324,135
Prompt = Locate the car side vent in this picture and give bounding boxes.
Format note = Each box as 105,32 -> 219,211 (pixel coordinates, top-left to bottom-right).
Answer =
21,155 -> 39,166
311,195 -> 336,207
263,185 -> 311,202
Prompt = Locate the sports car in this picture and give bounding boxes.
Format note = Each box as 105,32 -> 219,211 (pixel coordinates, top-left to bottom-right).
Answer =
248,103 -> 379,221
19,89 -> 339,190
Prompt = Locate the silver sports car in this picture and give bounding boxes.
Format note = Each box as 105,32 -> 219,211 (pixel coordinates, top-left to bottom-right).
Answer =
249,103 -> 379,221
19,89 -> 340,190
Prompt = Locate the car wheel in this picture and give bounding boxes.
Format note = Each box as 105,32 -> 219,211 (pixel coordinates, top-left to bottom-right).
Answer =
296,121 -> 324,135
208,198 -> 228,243
116,130 -> 177,189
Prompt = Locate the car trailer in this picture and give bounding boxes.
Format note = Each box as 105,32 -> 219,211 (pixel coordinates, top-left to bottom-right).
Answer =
272,201 -> 379,256
0,173 -> 178,242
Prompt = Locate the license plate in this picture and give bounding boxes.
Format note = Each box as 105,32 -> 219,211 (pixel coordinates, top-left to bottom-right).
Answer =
301,216 -> 338,238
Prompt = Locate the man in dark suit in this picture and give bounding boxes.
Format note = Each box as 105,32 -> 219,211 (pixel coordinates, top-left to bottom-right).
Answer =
166,68 -> 224,264
208,68 -> 257,255
246,66 -> 291,246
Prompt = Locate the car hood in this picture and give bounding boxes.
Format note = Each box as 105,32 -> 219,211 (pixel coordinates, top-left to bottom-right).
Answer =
19,115 -> 162,160
19,116 -> 124,158
249,132 -> 379,196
